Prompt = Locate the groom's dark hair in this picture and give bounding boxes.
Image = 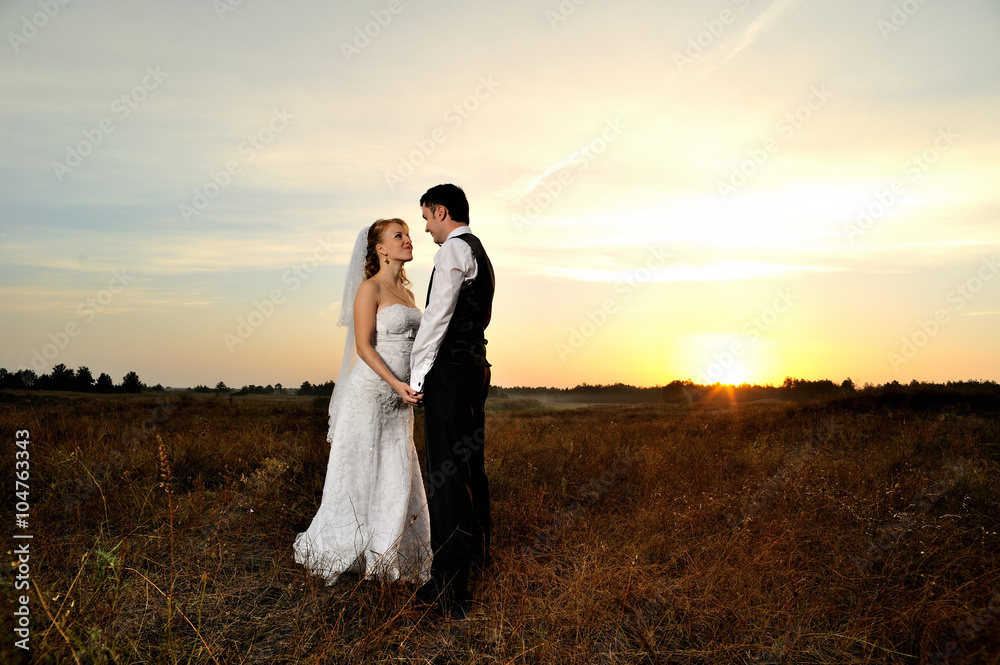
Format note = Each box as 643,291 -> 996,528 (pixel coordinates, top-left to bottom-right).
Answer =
420,184 -> 469,224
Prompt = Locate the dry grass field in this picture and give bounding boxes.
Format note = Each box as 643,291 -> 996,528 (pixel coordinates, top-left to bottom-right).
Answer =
2,387 -> 999,664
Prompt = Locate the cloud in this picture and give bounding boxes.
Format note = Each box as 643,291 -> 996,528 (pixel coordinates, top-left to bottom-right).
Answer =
697,0 -> 802,77
545,261 -> 841,284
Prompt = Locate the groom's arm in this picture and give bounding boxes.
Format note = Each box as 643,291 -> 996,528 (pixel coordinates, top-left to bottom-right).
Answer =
409,239 -> 476,393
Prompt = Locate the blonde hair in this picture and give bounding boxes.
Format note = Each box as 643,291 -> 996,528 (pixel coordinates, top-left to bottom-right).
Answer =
364,218 -> 410,286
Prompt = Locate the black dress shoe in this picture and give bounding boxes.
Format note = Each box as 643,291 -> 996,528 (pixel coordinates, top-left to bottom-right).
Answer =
415,581 -> 469,620
445,601 -> 468,621
472,553 -> 492,576
415,581 -> 441,607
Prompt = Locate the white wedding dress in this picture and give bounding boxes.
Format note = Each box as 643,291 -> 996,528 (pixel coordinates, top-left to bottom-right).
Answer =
293,304 -> 432,584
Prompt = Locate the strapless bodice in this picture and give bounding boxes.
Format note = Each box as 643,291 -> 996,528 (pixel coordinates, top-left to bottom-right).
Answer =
373,304 -> 421,344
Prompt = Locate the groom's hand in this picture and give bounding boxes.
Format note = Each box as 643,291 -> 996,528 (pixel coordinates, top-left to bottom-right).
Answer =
401,386 -> 423,406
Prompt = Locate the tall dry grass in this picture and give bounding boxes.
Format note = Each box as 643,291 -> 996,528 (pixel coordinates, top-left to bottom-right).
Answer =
1,389 -> 998,664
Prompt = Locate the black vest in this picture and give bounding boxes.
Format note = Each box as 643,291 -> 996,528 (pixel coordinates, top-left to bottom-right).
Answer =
427,232 -> 494,366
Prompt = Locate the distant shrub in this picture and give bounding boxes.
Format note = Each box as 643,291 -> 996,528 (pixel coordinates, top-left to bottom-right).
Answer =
298,380 -> 335,397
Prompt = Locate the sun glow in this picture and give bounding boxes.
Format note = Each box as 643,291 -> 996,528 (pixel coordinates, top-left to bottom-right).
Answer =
676,333 -> 780,386
716,363 -> 749,386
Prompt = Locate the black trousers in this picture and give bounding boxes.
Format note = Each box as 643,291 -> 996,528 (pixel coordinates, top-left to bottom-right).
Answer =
421,363 -> 491,606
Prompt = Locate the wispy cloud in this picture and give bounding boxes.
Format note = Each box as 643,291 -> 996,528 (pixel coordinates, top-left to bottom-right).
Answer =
699,0 -> 802,77
545,261 -> 841,283
495,151 -> 586,206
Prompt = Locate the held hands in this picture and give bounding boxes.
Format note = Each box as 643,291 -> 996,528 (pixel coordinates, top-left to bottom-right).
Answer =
395,381 -> 424,406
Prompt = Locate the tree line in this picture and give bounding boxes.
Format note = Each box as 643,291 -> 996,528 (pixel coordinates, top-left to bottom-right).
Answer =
5,367 -> 996,406
0,366 -> 338,398
0,365 -> 152,393
500,378 -> 1000,404
2,365 -> 586,401
188,381 -> 334,396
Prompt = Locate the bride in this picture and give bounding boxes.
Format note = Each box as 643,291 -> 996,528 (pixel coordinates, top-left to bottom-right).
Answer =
293,219 -> 432,584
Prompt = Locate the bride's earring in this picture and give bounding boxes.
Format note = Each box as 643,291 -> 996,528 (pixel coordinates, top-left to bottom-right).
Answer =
383,255 -> 389,264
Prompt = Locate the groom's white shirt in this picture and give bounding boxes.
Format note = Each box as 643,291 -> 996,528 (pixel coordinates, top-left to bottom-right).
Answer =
409,225 -> 478,393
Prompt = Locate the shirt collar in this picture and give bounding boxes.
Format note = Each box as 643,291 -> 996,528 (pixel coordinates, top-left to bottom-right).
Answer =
446,225 -> 471,241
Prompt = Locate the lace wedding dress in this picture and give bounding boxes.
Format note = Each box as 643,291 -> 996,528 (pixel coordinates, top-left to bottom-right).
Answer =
293,304 -> 432,584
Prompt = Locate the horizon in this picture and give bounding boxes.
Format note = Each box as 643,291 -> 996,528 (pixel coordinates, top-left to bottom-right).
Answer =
4,361 -> 996,393
2,1 -> 998,388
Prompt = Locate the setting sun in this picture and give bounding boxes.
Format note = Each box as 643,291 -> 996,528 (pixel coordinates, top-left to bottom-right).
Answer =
675,334 -> 781,386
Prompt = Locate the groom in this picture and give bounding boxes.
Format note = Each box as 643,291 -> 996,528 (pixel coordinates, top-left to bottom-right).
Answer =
408,183 -> 494,619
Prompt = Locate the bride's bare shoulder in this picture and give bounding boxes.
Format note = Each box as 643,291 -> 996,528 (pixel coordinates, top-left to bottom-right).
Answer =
357,277 -> 379,293
355,278 -> 381,305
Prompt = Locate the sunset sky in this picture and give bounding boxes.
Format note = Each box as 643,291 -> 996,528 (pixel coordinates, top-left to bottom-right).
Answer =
2,0 -> 998,389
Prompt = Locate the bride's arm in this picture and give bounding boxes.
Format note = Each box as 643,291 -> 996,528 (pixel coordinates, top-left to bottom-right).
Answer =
353,280 -> 421,405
